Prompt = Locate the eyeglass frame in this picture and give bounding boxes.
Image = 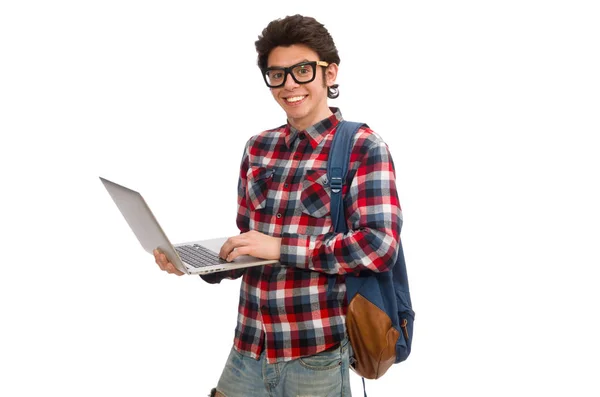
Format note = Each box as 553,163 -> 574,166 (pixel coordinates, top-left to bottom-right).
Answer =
261,61 -> 330,88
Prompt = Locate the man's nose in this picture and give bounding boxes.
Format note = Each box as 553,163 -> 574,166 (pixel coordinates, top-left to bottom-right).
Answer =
283,72 -> 299,90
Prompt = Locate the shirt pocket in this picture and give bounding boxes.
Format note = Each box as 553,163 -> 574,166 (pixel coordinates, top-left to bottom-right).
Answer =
300,169 -> 331,218
246,166 -> 274,211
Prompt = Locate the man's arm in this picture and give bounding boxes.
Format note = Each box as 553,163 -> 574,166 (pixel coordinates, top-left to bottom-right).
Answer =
199,268 -> 246,284
280,136 -> 402,275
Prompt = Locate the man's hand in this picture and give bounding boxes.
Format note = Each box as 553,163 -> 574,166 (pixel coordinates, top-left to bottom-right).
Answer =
153,249 -> 185,276
219,231 -> 281,262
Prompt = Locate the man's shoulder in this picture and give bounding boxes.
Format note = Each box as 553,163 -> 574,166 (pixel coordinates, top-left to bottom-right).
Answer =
350,123 -> 388,151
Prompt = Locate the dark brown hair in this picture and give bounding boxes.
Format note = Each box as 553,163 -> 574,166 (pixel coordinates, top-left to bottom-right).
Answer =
255,14 -> 340,99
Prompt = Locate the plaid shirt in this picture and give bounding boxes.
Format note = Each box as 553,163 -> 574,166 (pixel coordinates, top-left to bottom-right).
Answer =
202,108 -> 402,363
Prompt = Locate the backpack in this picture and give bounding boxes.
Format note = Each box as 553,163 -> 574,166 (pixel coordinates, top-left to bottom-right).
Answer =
328,120 -> 415,381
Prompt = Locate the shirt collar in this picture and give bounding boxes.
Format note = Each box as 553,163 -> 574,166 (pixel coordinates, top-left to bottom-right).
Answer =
284,107 -> 344,149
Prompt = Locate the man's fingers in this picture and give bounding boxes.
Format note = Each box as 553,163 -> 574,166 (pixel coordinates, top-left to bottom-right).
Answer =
220,235 -> 249,259
166,263 -> 185,276
154,250 -> 166,270
159,253 -> 169,268
162,255 -> 184,275
153,249 -> 184,276
164,261 -> 184,276
219,237 -> 235,259
227,246 -> 252,262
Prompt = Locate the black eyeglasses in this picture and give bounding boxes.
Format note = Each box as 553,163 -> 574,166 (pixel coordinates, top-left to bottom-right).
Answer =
262,61 -> 329,88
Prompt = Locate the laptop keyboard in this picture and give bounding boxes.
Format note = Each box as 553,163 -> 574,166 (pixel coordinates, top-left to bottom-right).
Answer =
175,244 -> 228,268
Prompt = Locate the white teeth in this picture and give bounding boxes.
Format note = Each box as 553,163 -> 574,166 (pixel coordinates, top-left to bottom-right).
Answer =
286,96 -> 306,103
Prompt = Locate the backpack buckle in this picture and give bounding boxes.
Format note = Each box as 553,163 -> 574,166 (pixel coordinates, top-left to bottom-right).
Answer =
330,177 -> 343,193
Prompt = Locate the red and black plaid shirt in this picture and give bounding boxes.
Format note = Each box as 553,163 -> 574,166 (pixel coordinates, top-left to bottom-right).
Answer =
202,108 -> 402,363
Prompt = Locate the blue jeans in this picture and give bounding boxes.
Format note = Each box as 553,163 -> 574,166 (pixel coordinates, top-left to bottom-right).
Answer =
216,338 -> 352,397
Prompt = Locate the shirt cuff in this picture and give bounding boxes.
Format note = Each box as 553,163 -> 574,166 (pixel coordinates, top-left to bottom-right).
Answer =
280,233 -> 313,269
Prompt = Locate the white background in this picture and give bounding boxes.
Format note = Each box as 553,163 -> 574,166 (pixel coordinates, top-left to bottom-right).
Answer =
1,1 -> 599,396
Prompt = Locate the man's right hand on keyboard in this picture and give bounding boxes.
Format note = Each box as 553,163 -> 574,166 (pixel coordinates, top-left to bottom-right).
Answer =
153,249 -> 184,276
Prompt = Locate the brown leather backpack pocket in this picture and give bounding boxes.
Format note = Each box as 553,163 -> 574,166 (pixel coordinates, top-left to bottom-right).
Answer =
346,294 -> 400,379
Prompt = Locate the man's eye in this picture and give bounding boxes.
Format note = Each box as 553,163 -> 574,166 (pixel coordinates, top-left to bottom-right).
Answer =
297,67 -> 310,75
270,71 -> 284,80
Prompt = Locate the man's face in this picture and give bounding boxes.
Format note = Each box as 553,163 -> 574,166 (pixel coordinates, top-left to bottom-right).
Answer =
266,44 -> 337,131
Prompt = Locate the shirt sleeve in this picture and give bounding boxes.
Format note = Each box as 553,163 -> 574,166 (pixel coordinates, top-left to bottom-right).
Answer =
279,134 -> 402,275
199,141 -> 251,284
200,268 -> 246,284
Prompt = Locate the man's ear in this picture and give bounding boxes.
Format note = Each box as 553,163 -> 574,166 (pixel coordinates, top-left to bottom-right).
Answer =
326,63 -> 339,87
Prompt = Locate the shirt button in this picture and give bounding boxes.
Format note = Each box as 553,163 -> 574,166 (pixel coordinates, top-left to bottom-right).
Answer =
284,183 -> 289,188
276,213 -> 282,219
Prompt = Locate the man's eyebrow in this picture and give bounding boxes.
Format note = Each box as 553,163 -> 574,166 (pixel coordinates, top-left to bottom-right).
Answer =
267,59 -> 311,68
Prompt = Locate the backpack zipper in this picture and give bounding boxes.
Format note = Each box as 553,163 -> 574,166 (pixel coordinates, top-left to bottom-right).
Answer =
401,318 -> 409,340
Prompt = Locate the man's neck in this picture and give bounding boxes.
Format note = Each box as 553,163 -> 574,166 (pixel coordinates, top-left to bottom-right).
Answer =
288,107 -> 333,131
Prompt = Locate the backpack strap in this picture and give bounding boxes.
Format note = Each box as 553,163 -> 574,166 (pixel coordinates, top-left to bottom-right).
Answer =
327,120 -> 370,397
328,121 -> 364,234
326,120 -> 363,295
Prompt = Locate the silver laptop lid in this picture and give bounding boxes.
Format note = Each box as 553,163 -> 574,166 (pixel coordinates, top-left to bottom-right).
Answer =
99,177 -> 188,274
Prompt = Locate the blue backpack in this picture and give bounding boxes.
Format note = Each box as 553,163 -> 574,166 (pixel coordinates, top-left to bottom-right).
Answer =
328,121 -> 415,382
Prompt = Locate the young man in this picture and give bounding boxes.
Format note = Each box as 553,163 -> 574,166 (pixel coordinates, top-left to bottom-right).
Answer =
154,14 -> 402,397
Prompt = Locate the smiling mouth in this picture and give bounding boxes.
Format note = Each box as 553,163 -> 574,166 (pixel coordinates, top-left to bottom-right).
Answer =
284,95 -> 307,104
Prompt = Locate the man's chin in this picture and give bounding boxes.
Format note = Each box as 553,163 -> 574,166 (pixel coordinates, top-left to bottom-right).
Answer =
283,108 -> 307,122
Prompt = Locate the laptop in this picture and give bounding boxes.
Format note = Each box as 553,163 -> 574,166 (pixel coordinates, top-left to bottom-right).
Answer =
99,176 -> 278,275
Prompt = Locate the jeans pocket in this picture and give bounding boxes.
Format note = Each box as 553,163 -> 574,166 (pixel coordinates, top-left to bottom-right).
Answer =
298,345 -> 343,371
